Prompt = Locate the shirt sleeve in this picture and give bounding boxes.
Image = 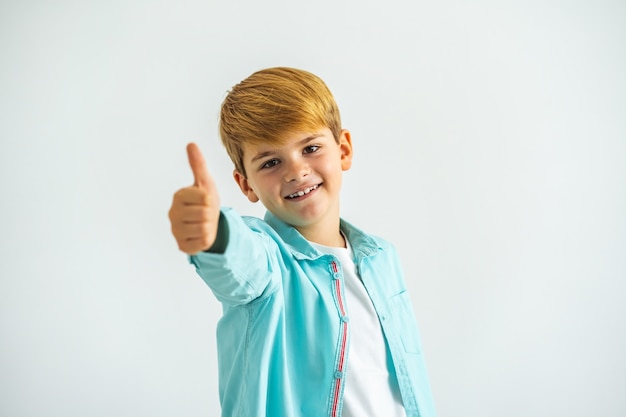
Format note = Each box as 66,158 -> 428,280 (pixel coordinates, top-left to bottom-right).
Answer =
188,207 -> 280,306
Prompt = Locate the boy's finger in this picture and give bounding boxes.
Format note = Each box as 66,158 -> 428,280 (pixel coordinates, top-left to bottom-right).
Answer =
173,186 -> 210,206
186,142 -> 211,188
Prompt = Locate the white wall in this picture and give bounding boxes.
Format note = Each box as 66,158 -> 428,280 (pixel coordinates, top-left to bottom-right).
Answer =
1,1 -> 625,416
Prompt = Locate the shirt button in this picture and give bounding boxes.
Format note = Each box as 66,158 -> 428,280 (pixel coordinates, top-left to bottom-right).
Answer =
333,272 -> 341,280
380,315 -> 386,321
341,315 -> 349,323
334,371 -> 343,379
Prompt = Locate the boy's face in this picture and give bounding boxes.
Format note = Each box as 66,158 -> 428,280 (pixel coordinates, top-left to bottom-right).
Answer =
234,127 -> 353,237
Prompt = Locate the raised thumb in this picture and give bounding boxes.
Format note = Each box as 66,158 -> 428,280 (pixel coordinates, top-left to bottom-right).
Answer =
186,142 -> 211,188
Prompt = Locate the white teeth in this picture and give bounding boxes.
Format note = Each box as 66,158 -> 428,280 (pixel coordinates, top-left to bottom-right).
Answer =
288,184 -> 318,198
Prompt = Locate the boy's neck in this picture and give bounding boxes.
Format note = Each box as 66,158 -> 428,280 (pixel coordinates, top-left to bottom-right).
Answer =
297,224 -> 346,248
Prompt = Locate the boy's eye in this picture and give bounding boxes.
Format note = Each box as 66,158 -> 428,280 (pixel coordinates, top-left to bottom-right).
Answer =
304,145 -> 320,154
261,158 -> 280,169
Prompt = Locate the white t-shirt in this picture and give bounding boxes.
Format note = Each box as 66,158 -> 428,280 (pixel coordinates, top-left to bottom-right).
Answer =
310,238 -> 406,417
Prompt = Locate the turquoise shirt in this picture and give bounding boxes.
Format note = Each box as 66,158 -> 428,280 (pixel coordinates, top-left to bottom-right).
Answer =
189,208 -> 436,417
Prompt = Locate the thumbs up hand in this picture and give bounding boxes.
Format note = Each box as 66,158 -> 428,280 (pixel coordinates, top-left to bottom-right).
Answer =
168,143 -> 222,255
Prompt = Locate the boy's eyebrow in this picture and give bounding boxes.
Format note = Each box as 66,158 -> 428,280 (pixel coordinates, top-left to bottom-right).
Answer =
250,134 -> 323,163
250,150 -> 275,164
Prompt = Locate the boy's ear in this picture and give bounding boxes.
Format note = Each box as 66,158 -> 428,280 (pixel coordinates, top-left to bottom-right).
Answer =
233,170 -> 260,203
339,129 -> 353,171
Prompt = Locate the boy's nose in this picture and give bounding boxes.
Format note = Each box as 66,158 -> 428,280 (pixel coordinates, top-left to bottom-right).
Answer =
283,158 -> 309,182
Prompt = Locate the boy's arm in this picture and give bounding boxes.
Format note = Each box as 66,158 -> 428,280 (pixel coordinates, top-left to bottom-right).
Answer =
189,208 -> 279,305
169,143 -> 277,305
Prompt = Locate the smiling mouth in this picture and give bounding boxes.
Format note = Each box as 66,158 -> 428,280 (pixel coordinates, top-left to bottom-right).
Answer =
286,184 -> 320,199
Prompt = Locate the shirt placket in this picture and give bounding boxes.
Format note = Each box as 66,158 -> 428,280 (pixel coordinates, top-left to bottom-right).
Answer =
328,259 -> 350,417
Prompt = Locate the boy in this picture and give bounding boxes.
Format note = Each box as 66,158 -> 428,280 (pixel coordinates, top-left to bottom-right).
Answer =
168,67 -> 436,417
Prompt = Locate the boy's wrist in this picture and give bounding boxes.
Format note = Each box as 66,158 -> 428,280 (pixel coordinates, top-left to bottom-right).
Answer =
205,211 -> 229,253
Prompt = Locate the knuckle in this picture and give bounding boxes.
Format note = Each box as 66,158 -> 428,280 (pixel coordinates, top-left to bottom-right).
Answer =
173,188 -> 185,199
199,236 -> 212,250
174,187 -> 193,201
200,207 -> 211,221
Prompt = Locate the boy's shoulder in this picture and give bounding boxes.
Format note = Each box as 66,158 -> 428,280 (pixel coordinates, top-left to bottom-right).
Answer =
340,218 -> 397,251
222,207 -> 400,259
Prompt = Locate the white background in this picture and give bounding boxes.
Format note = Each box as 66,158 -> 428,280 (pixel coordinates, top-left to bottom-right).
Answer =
1,1 -> 625,416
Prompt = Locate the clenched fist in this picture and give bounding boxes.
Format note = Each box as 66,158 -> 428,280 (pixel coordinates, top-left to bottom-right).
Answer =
168,143 -> 221,255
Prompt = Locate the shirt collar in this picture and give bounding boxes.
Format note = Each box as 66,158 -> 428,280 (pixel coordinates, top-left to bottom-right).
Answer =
263,211 -> 381,261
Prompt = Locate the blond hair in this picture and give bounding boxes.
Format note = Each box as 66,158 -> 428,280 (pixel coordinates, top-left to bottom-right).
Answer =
219,67 -> 342,176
